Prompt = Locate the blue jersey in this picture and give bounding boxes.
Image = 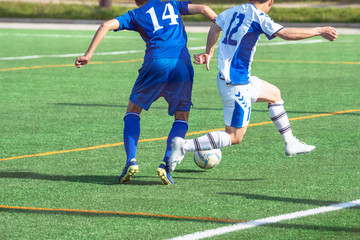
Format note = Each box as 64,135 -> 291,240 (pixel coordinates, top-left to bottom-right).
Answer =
114,0 -> 192,62
216,4 -> 284,85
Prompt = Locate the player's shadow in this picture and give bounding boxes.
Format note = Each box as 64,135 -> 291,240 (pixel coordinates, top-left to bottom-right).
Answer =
1,207 -> 359,232
175,169 -> 207,173
0,171 -> 261,186
135,171 -> 265,182
262,223 -> 360,233
0,171 -> 160,186
218,192 -> 360,208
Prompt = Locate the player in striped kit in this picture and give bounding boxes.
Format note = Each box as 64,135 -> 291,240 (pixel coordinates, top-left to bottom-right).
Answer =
169,0 -> 338,171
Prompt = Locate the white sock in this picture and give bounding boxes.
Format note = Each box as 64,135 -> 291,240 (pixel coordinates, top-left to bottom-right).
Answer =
183,130 -> 231,152
268,100 -> 296,143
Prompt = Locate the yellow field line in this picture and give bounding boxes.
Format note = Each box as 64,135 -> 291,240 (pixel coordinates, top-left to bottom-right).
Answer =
1,59 -> 359,72
0,204 -> 246,223
0,61 -> 102,72
1,109 -> 359,162
0,59 -> 143,72
254,59 -> 360,65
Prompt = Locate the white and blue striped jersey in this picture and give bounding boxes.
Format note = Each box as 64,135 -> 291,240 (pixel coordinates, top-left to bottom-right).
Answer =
216,3 -> 284,84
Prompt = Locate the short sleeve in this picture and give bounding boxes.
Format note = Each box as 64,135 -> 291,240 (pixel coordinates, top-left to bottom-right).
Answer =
114,11 -> 137,32
214,10 -> 227,30
258,13 -> 284,40
177,0 -> 193,16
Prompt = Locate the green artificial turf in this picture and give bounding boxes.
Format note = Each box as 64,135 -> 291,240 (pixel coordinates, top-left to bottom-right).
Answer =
0,28 -> 359,239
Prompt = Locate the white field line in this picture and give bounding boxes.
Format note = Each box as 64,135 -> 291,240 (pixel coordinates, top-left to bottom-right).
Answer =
0,32 -> 138,39
1,23 -> 360,34
0,39 -> 327,61
258,39 -> 325,46
168,199 -> 360,240
0,50 -> 144,60
0,32 -> 201,41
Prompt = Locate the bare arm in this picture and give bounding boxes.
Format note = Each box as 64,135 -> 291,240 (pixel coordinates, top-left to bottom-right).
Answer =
75,19 -> 120,68
193,23 -> 222,71
187,4 -> 217,23
275,27 -> 338,41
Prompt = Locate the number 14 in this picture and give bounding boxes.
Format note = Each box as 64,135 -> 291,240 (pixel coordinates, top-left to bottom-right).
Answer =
146,3 -> 179,33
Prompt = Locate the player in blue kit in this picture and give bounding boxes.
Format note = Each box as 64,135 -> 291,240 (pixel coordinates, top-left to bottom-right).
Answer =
75,0 -> 216,184
169,0 -> 338,171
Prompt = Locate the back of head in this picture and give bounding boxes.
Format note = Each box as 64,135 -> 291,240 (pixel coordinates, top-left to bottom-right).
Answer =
135,0 -> 149,7
249,0 -> 269,3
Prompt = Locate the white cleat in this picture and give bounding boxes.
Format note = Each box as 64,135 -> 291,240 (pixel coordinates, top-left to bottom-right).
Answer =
169,137 -> 186,171
285,138 -> 316,157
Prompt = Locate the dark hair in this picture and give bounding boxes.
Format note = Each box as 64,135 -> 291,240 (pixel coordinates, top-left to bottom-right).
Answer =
135,0 -> 149,6
249,0 -> 269,3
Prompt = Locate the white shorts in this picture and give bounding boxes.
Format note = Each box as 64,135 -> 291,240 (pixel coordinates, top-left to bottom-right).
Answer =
217,74 -> 262,128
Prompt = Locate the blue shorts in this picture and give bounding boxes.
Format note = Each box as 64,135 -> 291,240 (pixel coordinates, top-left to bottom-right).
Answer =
129,58 -> 194,116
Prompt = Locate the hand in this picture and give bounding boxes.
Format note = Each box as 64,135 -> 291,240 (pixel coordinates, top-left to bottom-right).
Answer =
193,53 -> 212,71
75,55 -> 90,68
319,27 -> 338,42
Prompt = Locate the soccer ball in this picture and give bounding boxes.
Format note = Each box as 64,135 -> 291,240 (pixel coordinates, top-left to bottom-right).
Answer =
193,149 -> 222,169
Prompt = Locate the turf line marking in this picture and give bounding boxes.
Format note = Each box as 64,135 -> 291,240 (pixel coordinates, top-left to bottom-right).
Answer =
0,61 -> 105,71
0,32 -> 201,41
0,39 -> 331,61
1,109 -> 359,161
0,32 -> 139,39
1,58 -> 359,72
180,109 -> 360,136
257,39 -> 325,46
1,109 -> 359,162
168,199 -> 360,240
0,59 -> 143,72
0,50 -> 144,60
0,46 -> 204,61
254,59 -> 360,65
0,205 -> 245,223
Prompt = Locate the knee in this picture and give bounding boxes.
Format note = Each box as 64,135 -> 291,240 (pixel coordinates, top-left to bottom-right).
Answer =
269,87 -> 282,104
225,125 -> 246,145
174,111 -> 189,122
230,135 -> 243,145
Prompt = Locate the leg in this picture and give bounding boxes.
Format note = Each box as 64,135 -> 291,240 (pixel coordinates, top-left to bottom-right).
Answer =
225,125 -> 247,145
184,77 -> 249,149
156,58 -> 194,183
168,77 -> 251,171
157,111 -> 189,185
124,101 -> 142,162
163,111 -> 189,166
118,101 -> 142,183
256,79 -> 315,156
255,79 -> 282,104
256,80 -> 297,142
168,125 -> 245,172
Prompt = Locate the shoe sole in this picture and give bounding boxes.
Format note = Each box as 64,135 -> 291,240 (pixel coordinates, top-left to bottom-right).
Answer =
286,148 -> 315,157
119,165 -> 139,183
156,168 -> 173,185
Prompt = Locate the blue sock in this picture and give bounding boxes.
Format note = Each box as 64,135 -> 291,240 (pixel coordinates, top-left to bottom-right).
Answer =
123,112 -> 140,163
161,120 -> 188,169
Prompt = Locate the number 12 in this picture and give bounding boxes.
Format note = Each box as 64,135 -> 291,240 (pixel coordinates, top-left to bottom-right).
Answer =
222,13 -> 245,46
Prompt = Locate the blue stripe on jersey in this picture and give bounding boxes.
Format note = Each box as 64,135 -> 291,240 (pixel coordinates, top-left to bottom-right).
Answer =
230,21 -> 262,85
